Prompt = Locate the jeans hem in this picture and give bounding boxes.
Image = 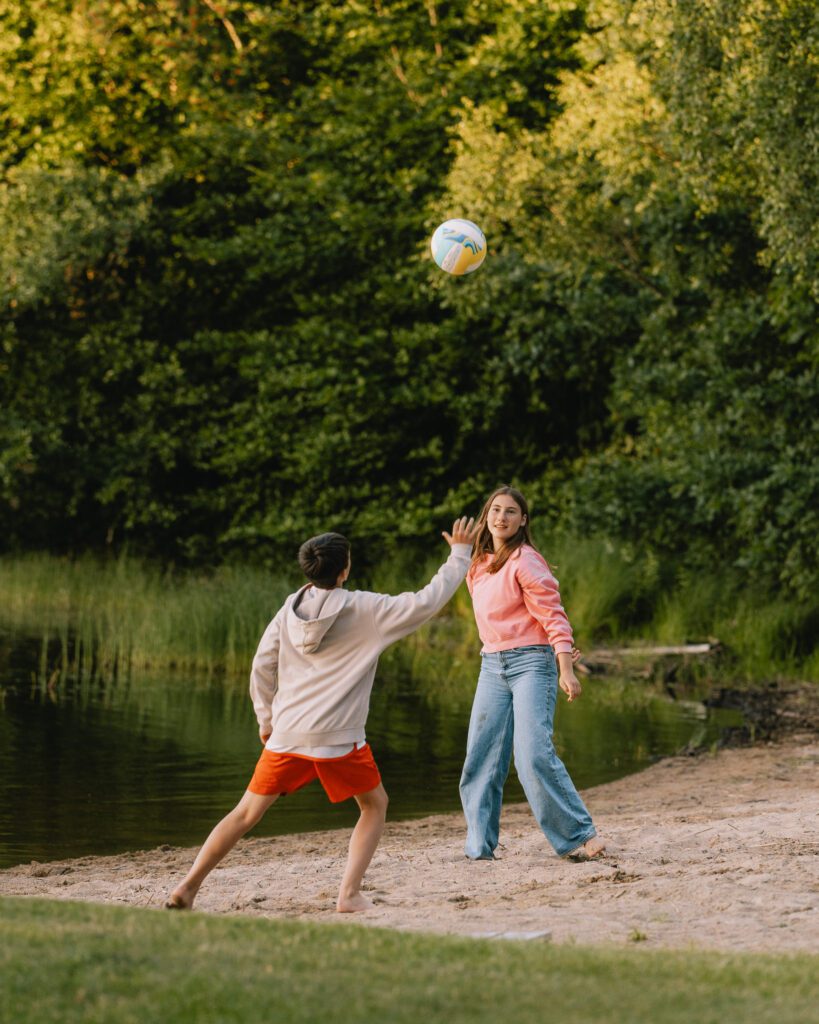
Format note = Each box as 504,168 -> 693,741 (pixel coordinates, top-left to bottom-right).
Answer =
555,828 -> 597,858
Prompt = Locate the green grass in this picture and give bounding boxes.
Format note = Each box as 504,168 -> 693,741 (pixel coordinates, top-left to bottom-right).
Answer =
0,545 -> 816,684
0,553 -> 296,676
1,897 -> 816,1024
541,536 -> 819,682
647,572 -> 819,682
383,536 -> 819,686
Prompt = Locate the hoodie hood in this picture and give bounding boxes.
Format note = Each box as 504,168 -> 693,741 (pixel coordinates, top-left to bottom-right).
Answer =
286,585 -> 349,654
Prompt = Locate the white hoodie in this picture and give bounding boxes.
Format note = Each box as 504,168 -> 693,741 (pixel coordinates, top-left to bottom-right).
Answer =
249,544 -> 471,746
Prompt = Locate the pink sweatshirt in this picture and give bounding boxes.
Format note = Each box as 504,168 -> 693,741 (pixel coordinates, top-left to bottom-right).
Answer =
467,544 -> 574,655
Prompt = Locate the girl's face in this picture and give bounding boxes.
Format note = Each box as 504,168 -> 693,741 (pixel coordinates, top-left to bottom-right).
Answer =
486,495 -> 526,547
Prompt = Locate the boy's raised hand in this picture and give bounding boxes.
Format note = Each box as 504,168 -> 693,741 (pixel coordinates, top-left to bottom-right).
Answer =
442,515 -> 477,547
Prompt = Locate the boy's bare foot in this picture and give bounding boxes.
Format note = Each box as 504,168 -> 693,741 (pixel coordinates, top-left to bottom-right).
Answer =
164,885 -> 195,911
565,836 -> 607,862
336,892 -> 375,913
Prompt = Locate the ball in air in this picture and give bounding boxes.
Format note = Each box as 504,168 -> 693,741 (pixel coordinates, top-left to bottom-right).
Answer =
430,218 -> 487,276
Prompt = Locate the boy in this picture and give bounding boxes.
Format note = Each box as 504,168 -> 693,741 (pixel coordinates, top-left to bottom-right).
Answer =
166,516 -> 474,913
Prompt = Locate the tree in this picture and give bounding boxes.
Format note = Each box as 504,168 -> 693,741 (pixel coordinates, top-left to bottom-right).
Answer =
1,0 -> 588,561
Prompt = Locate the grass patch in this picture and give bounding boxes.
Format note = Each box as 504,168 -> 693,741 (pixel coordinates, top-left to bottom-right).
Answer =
0,553 -> 296,676
542,536 -> 818,683
648,574 -> 819,682
0,546 -> 816,684
1,897 -> 817,1024
386,536 -> 818,686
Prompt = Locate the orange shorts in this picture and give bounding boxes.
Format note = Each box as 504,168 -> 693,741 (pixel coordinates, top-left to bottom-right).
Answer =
247,743 -> 382,804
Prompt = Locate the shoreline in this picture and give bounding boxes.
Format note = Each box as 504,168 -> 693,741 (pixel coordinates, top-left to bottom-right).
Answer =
2,734 -> 817,953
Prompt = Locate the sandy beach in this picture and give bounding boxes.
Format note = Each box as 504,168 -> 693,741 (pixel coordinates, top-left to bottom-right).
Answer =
3,731 -> 817,953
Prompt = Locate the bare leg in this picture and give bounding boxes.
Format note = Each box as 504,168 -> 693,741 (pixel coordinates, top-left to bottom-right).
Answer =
166,790 -> 279,910
336,783 -> 388,913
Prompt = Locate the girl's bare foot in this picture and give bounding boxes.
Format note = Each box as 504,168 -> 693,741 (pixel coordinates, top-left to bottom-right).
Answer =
336,892 -> 375,913
566,836 -> 607,862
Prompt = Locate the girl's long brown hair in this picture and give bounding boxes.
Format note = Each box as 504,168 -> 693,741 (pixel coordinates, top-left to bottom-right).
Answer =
470,486 -> 540,575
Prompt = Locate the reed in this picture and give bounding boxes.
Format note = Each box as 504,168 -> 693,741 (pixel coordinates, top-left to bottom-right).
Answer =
381,535 -> 818,686
0,548 -> 815,683
0,553 -> 295,676
651,578 -> 819,682
539,534 -> 667,644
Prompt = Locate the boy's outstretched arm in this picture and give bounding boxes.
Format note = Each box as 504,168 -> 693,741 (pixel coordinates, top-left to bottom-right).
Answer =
370,516 -> 476,647
440,516 -> 476,548
249,607 -> 283,742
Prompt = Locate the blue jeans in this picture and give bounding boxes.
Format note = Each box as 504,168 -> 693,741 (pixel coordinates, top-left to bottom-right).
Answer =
459,645 -> 596,858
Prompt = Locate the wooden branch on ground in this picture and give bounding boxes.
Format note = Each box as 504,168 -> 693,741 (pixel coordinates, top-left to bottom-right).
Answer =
587,643 -> 720,659
575,642 -> 723,677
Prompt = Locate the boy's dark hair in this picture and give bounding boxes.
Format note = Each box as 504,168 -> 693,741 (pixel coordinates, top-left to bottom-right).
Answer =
298,532 -> 351,589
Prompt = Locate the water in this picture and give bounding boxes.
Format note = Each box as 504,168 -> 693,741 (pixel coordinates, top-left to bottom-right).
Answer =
0,632 -> 742,867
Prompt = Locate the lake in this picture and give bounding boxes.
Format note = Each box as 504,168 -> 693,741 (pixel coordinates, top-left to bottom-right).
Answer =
0,630 -> 742,867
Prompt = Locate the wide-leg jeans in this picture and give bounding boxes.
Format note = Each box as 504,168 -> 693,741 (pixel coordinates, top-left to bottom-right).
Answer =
459,644 -> 596,858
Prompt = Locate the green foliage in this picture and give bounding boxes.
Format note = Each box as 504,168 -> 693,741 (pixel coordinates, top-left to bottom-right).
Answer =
0,0 -> 816,609
543,0 -> 819,600
0,0 -> 589,561
655,0 -> 819,297
440,0 -> 819,600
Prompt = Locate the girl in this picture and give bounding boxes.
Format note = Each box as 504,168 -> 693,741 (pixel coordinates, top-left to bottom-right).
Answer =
459,486 -> 606,862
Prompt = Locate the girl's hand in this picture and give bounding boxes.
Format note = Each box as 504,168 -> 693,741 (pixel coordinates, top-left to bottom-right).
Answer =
442,515 -> 477,547
559,668 -> 582,703
557,650 -> 582,701
571,646 -> 582,664
260,728 -> 271,745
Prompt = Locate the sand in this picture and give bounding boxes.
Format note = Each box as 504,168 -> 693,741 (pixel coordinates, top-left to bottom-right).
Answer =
3,736 -> 817,952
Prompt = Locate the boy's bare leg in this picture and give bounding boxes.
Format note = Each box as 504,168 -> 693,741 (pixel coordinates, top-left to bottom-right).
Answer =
337,783 -> 389,913
166,790 -> 279,910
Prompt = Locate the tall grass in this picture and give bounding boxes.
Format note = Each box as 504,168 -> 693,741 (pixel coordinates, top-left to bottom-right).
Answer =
0,553 -> 295,676
0,545 -> 815,683
543,535 -> 667,642
376,535 -> 818,685
651,582 -> 819,682
551,536 -> 818,681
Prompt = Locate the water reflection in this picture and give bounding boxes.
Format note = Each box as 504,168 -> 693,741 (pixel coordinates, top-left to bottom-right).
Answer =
0,631 -> 741,867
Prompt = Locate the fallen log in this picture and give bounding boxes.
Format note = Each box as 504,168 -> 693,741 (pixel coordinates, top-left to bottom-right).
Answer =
576,641 -> 722,679
587,643 -> 718,659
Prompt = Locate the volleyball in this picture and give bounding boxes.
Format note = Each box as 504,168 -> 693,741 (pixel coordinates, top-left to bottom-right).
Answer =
430,218 -> 487,276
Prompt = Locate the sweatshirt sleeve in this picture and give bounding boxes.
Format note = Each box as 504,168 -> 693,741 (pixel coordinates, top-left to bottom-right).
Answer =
249,606 -> 284,733
516,551 -> 574,654
369,543 -> 471,647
